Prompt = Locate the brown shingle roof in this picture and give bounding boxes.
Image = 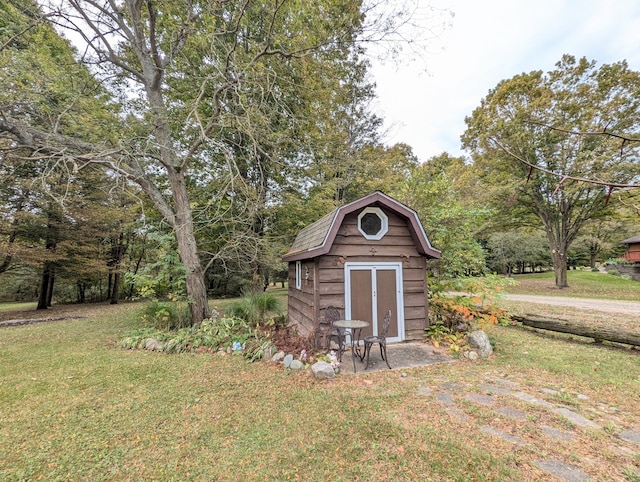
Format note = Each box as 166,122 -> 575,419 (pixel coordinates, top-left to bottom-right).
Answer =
621,235 -> 640,244
285,209 -> 338,255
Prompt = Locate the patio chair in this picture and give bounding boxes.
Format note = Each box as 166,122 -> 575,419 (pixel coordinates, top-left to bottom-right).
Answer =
364,309 -> 392,370
324,305 -> 346,352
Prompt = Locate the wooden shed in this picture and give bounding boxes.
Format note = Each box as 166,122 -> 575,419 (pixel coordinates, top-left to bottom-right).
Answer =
621,235 -> 640,263
282,191 -> 440,348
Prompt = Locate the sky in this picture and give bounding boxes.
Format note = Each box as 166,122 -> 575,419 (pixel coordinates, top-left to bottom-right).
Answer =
370,0 -> 640,162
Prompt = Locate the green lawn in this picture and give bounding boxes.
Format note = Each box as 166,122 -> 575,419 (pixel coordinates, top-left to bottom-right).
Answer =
0,302 -> 36,312
1,301 -> 639,480
508,270 -> 640,300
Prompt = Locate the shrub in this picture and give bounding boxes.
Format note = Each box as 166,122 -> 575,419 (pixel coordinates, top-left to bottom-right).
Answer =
605,258 -> 631,266
119,315 -> 274,361
608,269 -> 620,277
138,299 -> 191,330
229,291 -> 282,327
426,274 -> 515,353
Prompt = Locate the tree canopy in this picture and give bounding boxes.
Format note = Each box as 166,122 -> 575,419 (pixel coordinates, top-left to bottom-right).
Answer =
463,55 -> 640,288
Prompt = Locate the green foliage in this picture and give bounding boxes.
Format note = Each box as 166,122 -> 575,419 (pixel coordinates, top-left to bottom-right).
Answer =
607,269 -> 620,277
137,299 -> 191,331
119,316 -> 273,361
463,55 -> 640,289
424,321 -> 468,355
427,275 -> 515,349
622,467 -> 640,482
124,233 -> 187,300
445,274 -> 519,308
606,258 -> 631,266
229,291 -> 282,327
485,230 -> 550,275
395,154 -> 491,278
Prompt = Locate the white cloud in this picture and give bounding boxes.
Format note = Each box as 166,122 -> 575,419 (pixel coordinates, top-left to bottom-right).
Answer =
371,0 -> 640,161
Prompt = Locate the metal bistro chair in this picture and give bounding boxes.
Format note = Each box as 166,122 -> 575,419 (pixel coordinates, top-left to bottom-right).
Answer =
364,309 -> 392,370
324,305 -> 346,353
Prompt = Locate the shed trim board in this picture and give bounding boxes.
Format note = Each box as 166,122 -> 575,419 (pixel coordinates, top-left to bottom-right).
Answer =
344,262 -> 405,343
282,191 -> 441,262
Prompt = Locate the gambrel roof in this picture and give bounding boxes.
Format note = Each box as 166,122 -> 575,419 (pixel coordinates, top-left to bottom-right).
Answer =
282,191 -> 441,262
621,235 -> 640,244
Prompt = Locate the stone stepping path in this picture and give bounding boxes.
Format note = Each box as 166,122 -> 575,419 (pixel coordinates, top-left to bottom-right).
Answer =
618,429 -> 640,444
552,407 -> 602,430
534,459 -> 592,482
480,426 -> 526,446
416,377 -> 639,481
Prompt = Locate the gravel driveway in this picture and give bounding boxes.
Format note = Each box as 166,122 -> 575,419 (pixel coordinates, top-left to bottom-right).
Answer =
503,294 -> 640,316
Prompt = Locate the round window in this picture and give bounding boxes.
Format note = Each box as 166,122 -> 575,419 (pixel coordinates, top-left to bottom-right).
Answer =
357,207 -> 388,240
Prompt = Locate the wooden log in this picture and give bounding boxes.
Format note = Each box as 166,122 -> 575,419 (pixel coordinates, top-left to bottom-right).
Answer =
514,315 -> 640,347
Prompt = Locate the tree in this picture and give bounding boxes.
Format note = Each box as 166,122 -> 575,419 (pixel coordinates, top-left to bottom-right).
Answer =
485,229 -> 550,275
462,55 -> 640,288
395,153 -> 491,278
1,0 -> 434,324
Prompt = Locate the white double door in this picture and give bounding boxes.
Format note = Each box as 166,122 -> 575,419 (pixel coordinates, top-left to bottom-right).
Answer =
344,262 -> 404,343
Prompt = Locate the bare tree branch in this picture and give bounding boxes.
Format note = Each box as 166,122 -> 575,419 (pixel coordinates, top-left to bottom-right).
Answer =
490,136 -> 640,190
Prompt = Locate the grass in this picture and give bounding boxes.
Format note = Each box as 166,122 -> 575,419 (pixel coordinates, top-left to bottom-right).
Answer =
0,301 -> 36,312
507,270 -> 640,300
1,298 -> 639,481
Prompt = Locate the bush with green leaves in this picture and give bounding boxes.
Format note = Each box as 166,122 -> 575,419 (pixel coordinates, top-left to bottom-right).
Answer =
137,299 -> 191,330
229,291 -> 283,327
119,315 -> 274,361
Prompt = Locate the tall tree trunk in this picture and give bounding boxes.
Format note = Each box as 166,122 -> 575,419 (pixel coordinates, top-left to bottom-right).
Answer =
110,272 -> 120,305
77,281 -> 86,303
37,264 -> 55,309
167,169 -> 210,325
551,250 -> 568,288
46,269 -> 54,307
107,272 -> 113,300
37,266 -> 51,310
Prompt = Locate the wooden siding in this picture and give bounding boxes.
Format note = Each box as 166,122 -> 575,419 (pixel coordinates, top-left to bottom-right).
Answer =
286,261 -> 316,337
320,210 -> 427,342
623,243 -> 640,263
287,206 -> 431,344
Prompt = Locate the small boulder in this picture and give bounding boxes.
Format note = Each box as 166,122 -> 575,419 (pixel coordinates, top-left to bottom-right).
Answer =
283,354 -> 294,368
467,330 -> 493,358
271,351 -> 285,363
465,350 -> 479,361
144,338 -> 163,351
290,360 -> 305,370
311,361 -> 336,380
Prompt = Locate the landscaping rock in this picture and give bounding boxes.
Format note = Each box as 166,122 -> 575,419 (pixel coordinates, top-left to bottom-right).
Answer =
465,350 -> 479,361
541,425 -> 574,441
436,392 -> 454,404
271,351 -> 285,363
283,354 -> 294,368
417,386 -> 431,396
467,330 -> 493,358
311,361 -> 336,380
618,429 -> 640,444
289,360 -> 305,370
479,384 -> 512,395
552,407 -> 602,430
534,459 -> 592,481
512,391 -> 555,408
496,407 -> 527,421
144,338 -> 163,351
466,393 -> 495,405
480,426 -> 526,446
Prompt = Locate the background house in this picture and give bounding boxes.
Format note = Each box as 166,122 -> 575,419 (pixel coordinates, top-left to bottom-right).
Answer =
621,235 -> 640,263
282,192 -> 440,348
